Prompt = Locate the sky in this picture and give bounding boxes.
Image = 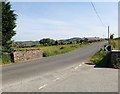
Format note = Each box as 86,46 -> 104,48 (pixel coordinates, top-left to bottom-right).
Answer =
11,2 -> 118,41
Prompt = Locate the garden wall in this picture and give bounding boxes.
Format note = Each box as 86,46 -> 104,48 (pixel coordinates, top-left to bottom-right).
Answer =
13,49 -> 43,62
111,50 -> 120,68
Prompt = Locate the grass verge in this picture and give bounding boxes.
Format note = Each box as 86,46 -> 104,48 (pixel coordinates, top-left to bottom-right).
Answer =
90,49 -> 111,67
90,49 -> 120,69
2,53 -> 12,64
108,39 -> 120,50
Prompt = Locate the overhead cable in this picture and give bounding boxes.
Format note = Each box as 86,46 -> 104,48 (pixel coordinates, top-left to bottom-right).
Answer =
91,2 -> 106,28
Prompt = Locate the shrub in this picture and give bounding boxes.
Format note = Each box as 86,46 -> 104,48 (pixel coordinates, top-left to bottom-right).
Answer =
2,53 -> 13,64
43,51 -> 50,57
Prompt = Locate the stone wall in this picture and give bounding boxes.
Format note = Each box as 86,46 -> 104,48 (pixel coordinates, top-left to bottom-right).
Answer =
111,50 -> 120,64
13,49 -> 43,62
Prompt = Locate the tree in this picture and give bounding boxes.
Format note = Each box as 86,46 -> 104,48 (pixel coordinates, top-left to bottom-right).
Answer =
0,3 -> 2,49
110,34 -> 114,39
39,38 -> 55,46
59,40 -> 65,45
2,1 -> 17,53
54,40 -> 59,45
80,39 -> 83,44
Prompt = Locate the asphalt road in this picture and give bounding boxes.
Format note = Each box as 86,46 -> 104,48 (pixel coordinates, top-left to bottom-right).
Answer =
2,41 -> 106,92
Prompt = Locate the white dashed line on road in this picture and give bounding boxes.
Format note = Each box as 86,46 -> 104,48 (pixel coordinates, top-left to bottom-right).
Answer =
74,66 -> 79,70
79,64 -> 82,66
38,84 -> 47,90
82,62 -> 85,64
53,78 -> 60,81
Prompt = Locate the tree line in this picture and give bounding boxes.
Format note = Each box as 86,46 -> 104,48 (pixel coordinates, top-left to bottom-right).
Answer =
39,38 -> 83,46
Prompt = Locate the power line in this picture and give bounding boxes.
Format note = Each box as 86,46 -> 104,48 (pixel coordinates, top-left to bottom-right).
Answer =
91,2 -> 106,28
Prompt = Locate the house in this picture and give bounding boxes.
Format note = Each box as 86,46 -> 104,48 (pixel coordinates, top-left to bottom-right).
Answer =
83,37 -> 101,43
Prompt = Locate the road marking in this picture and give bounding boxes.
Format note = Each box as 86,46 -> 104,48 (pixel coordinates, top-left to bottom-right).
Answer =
74,66 -> 78,70
79,64 -> 82,66
38,84 -> 47,90
82,62 -> 85,64
53,78 -> 60,81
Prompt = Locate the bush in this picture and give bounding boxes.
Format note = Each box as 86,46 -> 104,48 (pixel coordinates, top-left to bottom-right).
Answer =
2,53 -> 13,64
43,51 -> 50,57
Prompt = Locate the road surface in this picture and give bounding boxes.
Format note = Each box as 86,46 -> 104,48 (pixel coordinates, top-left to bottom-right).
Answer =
1,41 -> 118,92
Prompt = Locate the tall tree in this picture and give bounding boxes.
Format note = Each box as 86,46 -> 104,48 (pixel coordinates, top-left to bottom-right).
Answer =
0,2 -> 2,46
39,38 -> 55,46
2,1 -> 17,53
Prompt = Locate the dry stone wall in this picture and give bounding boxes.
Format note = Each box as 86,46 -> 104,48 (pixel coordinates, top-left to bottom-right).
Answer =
111,50 -> 120,63
13,49 -> 43,62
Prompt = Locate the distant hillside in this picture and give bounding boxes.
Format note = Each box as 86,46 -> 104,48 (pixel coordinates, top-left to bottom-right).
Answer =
60,37 -> 81,43
14,37 -> 101,47
15,37 -> 82,47
15,41 -> 40,46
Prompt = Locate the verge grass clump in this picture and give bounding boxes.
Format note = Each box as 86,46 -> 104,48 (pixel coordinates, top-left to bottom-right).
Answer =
90,48 -> 120,69
2,53 -> 12,64
42,44 -> 82,57
109,39 -> 120,50
90,49 -> 111,67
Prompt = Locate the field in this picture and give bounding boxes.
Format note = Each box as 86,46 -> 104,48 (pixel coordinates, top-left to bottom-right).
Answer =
2,42 -> 99,64
15,43 -> 93,57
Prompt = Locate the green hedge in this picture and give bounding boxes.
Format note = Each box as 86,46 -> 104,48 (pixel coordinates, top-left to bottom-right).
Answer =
2,53 -> 13,64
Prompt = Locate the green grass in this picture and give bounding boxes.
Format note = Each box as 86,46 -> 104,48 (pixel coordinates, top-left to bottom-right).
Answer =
90,48 -> 120,69
109,39 -> 120,50
90,49 -> 111,67
2,53 -> 12,64
15,43 -> 94,57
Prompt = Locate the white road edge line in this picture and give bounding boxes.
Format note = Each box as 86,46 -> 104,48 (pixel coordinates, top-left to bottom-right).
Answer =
82,62 -> 85,64
74,66 -> 78,70
53,78 -> 60,81
79,64 -> 82,66
38,84 -> 47,90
